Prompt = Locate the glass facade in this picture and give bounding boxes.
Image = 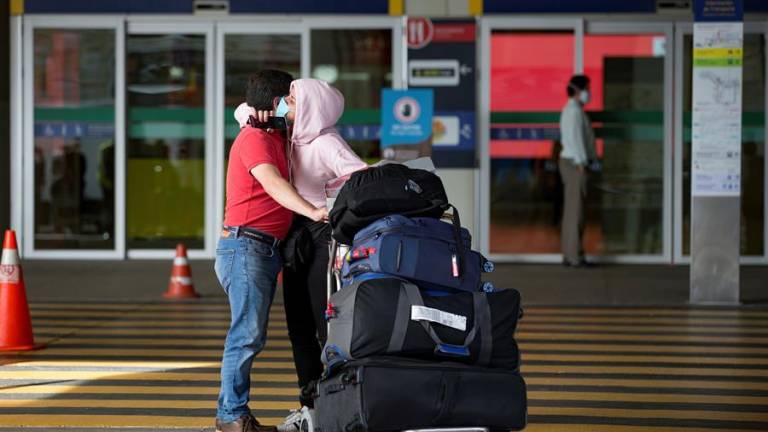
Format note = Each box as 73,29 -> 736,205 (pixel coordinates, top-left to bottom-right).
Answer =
32,29 -> 116,249
17,18 -> 768,262
489,31 -> 575,254
223,33 -> 301,164
311,29 -> 392,162
582,34 -> 666,255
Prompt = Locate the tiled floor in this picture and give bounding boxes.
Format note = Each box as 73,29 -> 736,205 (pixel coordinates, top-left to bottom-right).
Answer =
1,298 -> 766,431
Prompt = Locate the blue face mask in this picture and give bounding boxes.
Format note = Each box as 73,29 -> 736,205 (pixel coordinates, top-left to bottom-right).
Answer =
275,97 -> 291,118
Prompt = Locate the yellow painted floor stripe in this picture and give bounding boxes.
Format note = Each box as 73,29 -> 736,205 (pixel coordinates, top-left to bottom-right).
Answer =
0,415 -> 254,428
528,406 -> 768,422
48,336 -> 288,346
524,425 -> 760,432
0,399 -> 296,410
524,307 -> 768,318
516,332 -> 768,343
0,385 -> 297,396
0,360 -> 294,369
0,370 -> 295,382
519,317 -> 768,326
35,327 -> 229,336
522,364 -> 768,377
2,366 -> 764,382
524,353 -> 768,365
11,348 -> 293,358
521,323 -> 768,334
528,391 -> 768,405
520,342 -> 768,355
526,377 -> 768,390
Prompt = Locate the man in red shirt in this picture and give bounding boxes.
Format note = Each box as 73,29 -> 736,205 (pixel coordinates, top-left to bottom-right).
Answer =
215,70 -> 326,432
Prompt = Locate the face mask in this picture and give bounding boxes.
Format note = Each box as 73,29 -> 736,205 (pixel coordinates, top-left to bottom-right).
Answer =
579,90 -> 590,105
275,97 -> 291,118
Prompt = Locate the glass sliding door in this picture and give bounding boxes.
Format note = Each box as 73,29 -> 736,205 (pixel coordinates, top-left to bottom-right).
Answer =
582,24 -> 672,259
481,19 -> 673,262
482,19 -> 579,258
126,23 -> 213,255
215,25 -> 303,227
24,17 -> 124,258
310,19 -> 400,163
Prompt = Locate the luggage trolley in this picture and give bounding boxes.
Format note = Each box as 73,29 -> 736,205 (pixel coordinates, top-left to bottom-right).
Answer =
277,169 -> 492,432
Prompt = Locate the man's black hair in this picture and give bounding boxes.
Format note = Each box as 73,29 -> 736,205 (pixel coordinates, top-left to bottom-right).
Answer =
245,70 -> 293,110
566,75 -> 590,97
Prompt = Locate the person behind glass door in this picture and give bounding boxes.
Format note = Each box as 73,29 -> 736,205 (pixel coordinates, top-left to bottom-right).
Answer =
559,75 -> 597,267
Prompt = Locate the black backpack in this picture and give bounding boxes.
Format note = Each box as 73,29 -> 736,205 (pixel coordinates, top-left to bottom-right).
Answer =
329,164 -> 449,245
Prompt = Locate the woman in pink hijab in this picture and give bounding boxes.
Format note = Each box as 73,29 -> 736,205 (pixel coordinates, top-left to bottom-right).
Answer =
235,78 -> 366,409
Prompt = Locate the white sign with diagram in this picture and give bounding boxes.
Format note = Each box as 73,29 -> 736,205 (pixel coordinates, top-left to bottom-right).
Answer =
691,22 -> 743,196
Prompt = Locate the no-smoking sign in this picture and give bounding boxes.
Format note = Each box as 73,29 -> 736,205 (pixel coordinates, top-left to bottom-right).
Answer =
407,17 -> 433,49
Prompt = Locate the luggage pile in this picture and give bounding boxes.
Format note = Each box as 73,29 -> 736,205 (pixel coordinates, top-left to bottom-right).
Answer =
316,164 -> 527,432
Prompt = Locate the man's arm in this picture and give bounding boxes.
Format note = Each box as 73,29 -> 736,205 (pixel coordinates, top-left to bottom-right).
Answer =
250,164 -> 327,222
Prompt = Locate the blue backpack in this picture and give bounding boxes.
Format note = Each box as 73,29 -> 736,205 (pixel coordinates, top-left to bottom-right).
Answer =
340,214 -> 494,293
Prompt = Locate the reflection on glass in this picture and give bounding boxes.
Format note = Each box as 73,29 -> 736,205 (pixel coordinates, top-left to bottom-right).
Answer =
311,29 -> 391,162
683,34 -> 765,256
224,34 -> 301,160
33,29 -> 115,250
583,34 -> 665,254
127,34 -> 206,249
489,31 -> 575,253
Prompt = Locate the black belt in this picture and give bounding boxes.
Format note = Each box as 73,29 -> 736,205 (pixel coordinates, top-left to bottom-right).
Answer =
222,226 -> 280,247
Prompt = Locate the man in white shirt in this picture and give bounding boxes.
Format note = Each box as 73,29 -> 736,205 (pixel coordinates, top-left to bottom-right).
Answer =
559,75 -> 596,267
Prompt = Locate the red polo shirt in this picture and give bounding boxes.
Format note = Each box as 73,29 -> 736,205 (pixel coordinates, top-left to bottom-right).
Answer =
223,127 -> 292,240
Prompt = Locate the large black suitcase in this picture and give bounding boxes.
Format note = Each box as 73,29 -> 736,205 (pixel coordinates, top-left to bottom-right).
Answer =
323,277 -> 521,370
329,164 -> 449,245
314,356 -> 528,432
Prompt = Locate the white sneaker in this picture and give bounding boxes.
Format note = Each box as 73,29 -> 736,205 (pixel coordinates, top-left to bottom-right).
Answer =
276,408 -> 303,432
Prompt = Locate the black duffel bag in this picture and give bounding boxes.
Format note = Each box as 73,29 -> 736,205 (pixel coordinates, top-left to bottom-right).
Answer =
315,356 -> 528,432
323,277 -> 521,371
329,164 -> 449,245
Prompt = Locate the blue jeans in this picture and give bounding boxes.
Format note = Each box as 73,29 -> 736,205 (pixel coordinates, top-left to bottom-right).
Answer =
215,233 -> 282,422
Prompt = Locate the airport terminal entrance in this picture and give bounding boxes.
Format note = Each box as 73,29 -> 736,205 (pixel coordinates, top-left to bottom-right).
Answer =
481,18 -> 767,265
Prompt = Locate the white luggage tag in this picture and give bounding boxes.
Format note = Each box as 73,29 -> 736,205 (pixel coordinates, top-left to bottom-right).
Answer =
411,306 -> 467,331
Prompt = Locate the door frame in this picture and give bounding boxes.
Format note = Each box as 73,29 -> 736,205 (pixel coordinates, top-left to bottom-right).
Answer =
214,22 -> 306,251
584,20 -> 675,264
21,15 -> 126,259
124,20 -> 216,259
479,17 -> 584,263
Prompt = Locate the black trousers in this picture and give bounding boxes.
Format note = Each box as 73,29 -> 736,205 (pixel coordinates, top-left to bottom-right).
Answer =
282,217 -> 330,398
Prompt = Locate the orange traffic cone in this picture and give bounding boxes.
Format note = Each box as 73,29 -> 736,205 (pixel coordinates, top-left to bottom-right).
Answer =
163,244 -> 200,299
0,230 -> 44,351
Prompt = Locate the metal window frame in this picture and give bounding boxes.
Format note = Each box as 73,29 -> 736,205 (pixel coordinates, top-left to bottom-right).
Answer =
125,21 -> 215,260
22,15 -> 126,260
673,21 -> 768,265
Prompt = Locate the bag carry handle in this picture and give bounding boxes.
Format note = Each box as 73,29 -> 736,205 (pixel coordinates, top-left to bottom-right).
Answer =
387,283 -> 492,366
444,204 -> 466,280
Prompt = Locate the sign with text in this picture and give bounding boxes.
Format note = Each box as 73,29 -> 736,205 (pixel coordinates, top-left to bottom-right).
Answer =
407,18 -> 476,168
381,89 -> 433,161
691,17 -> 743,196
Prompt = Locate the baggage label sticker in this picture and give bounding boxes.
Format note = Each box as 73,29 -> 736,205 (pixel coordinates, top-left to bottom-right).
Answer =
411,306 -> 467,331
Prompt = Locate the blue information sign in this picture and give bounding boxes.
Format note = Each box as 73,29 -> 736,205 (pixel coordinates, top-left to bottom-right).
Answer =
380,89 -> 433,148
694,0 -> 743,21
